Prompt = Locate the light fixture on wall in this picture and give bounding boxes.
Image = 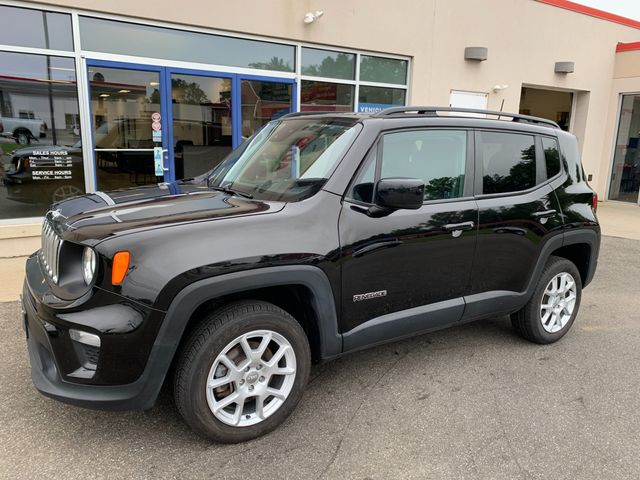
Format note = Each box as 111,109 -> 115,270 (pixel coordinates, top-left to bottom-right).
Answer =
464,47 -> 488,62
303,11 -> 324,24
555,61 -> 575,74
493,84 -> 509,93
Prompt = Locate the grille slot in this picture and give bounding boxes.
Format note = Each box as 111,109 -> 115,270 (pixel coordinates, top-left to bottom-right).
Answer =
40,219 -> 62,283
80,343 -> 100,367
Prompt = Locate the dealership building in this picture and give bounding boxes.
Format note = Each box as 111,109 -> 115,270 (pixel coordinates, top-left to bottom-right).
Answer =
1,0 -> 640,242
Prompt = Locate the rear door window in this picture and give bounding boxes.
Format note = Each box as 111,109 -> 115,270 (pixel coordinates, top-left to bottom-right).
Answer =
477,131 -> 537,194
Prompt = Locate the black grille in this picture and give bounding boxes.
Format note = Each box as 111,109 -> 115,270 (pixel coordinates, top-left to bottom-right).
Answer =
80,343 -> 100,367
40,219 -> 62,283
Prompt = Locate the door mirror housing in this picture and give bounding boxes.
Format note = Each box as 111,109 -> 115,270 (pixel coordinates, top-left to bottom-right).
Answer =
374,177 -> 425,211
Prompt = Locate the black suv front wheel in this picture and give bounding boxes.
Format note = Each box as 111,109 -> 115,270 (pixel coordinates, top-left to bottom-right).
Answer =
511,256 -> 582,344
174,300 -> 311,443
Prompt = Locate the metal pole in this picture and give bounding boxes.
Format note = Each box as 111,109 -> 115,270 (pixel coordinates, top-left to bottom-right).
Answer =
43,12 -> 58,145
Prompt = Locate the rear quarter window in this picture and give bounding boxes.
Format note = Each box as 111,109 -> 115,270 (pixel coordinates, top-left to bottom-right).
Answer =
541,136 -> 561,179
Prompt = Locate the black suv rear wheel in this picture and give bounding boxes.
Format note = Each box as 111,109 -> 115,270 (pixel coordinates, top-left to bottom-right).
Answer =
173,300 -> 311,443
511,256 -> 582,344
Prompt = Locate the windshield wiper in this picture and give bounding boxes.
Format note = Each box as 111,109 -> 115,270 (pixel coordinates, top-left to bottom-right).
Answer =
208,185 -> 253,199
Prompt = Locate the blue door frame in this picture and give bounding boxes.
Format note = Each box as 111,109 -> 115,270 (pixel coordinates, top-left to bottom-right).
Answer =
86,59 -> 296,186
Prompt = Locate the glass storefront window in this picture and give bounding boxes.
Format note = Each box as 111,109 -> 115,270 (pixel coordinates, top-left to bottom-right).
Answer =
0,52 -> 82,218
360,55 -> 408,85
0,6 -> 73,51
300,81 -> 354,112
301,48 -> 355,80
241,80 -> 292,139
89,67 -> 162,191
358,85 -> 406,113
172,74 -> 233,179
609,94 -> 640,204
79,17 -> 295,73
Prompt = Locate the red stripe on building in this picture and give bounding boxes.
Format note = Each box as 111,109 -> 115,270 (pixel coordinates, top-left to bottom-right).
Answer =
535,0 -> 640,30
616,41 -> 640,52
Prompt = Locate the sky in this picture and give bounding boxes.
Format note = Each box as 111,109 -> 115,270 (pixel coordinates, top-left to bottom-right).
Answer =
576,0 -> 640,21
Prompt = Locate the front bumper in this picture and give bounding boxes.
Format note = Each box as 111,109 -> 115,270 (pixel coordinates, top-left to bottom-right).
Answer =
2,171 -> 40,203
22,255 -> 170,411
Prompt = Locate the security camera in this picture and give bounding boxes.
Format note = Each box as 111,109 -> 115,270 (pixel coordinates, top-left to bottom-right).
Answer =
303,11 -> 324,24
493,84 -> 509,93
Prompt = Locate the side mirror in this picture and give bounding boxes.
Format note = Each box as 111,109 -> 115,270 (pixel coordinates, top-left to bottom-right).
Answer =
374,178 -> 425,211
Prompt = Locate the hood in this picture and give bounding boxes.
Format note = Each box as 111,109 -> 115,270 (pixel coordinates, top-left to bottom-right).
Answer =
49,180 -> 284,243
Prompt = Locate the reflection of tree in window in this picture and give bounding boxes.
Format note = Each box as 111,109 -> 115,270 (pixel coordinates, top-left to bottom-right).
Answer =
542,137 -> 561,178
544,147 -> 560,178
172,78 -> 210,104
360,57 -> 407,84
302,53 -> 354,79
483,144 -> 536,194
148,89 -> 161,104
248,56 -> 291,72
424,175 -> 465,200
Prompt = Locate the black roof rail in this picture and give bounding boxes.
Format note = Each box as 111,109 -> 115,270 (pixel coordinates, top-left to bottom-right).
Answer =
279,111 -> 357,119
372,106 -> 560,129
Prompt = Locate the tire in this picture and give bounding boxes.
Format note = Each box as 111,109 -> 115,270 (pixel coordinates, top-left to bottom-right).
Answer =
173,300 -> 311,443
14,129 -> 31,145
511,256 -> 582,344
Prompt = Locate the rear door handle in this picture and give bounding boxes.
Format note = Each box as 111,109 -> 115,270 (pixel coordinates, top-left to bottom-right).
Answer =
532,209 -> 557,225
532,209 -> 557,218
443,221 -> 475,233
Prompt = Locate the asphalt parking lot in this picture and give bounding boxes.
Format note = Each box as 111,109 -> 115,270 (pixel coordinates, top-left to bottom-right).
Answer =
1,235 -> 639,480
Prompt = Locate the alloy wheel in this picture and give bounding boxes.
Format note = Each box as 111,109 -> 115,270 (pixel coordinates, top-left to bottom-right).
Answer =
52,185 -> 83,202
540,272 -> 577,333
205,329 -> 297,427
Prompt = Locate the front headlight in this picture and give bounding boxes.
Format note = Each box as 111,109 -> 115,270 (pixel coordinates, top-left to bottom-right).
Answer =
82,247 -> 96,285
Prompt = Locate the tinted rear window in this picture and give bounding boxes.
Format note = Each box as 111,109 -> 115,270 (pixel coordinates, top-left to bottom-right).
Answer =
542,137 -> 561,179
477,131 -> 536,194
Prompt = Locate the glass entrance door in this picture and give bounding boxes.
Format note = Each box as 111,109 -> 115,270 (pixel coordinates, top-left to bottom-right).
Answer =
88,62 -> 170,190
169,72 -> 233,180
87,61 -> 296,191
609,94 -> 640,204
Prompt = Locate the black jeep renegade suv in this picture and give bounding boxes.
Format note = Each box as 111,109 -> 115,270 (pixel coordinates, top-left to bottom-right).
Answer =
21,107 -> 600,443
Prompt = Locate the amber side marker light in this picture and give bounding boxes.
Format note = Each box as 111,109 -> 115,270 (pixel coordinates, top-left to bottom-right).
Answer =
112,251 -> 131,285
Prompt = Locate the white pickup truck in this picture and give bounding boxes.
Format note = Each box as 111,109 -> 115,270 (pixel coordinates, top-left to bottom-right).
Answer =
0,116 -> 47,145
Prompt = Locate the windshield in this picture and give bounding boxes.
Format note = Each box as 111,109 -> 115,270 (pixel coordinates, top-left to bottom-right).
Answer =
207,117 -> 361,201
